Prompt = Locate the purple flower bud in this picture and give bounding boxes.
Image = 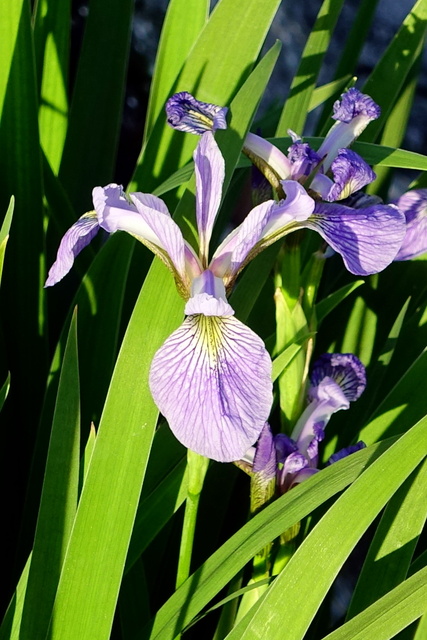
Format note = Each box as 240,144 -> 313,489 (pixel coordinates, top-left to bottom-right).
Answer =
332,88 -> 381,123
165,91 -> 228,134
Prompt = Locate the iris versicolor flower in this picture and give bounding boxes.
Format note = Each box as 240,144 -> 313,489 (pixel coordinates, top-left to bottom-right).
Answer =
246,353 -> 367,492
45,130 -> 322,462
166,89 -> 406,275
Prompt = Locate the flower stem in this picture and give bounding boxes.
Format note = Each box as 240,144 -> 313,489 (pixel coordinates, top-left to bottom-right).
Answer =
175,450 -> 209,590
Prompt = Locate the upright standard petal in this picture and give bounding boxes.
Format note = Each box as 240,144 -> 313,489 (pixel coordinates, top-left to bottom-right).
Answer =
194,132 -> 225,264
165,92 -> 228,134
304,202 -> 406,275
394,189 -> 427,260
45,213 -> 100,286
210,181 -> 314,283
149,315 -> 273,462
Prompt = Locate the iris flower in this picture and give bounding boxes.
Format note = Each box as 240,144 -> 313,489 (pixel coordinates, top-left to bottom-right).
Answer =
166,88 -> 406,275
247,353 -> 367,492
45,131 -> 319,462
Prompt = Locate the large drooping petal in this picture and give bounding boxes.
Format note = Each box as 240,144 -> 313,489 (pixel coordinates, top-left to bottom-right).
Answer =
44,213 -> 100,286
304,201 -> 406,275
93,184 -> 192,294
149,315 -> 273,462
210,181 -> 314,283
165,92 -> 228,134
194,132 -> 225,264
394,189 -> 427,261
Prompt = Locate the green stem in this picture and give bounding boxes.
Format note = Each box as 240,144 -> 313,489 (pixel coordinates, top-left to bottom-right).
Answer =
175,449 -> 209,589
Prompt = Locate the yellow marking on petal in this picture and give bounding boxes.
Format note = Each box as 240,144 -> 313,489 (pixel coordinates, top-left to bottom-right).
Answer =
188,109 -> 214,128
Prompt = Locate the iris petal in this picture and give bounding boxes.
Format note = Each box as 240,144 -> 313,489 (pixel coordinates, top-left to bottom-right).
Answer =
149,315 -> 273,462
394,189 -> 427,261
305,202 -> 405,275
45,213 -> 99,287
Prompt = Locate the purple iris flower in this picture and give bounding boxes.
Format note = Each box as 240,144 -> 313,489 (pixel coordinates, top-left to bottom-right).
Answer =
248,353 -> 366,492
166,89 -> 406,275
393,189 -> 427,261
45,132 -> 319,462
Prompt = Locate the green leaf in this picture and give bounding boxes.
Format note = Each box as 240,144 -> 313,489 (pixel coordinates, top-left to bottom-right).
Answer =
130,0 -> 282,192
276,0 -> 345,135
360,349 -> 427,445
0,195 -> 14,285
19,311 -> 81,640
141,439 -> 395,640
321,567 -> 427,640
272,343 -> 303,383
316,280 -> 365,324
348,459 -> 427,618
33,0 -> 71,173
47,261 -> 185,640
0,554 -> 31,640
58,0 -> 133,213
225,418 -> 427,640
360,0 -> 427,143
144,0 -> 209,140
0,373 -> 10,412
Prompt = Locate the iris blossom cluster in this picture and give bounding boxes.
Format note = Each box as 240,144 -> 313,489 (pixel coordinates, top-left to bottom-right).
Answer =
45,89 -> 407,464
245,353 -> 367,493
166,89 -> 406,275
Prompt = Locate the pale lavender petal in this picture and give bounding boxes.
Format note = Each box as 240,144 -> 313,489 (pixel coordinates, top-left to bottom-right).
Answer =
324,149 -> 376,201
45,213 -> 100,287
394,189 -> 427,260
310,353 -> 366,402
194,132 -> 225,264
165,92 -> 228,134
244,132 -> 292,180
185,270 -> 234,316
93,184 -> 189,290
328,441 -> 366,465
253,423 -> 276,478
304,202 -> 406,275
210,181 -> 314,281
149,315 -> 273,462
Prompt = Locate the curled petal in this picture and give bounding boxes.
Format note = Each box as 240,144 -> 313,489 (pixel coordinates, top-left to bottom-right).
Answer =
194,132 -> 225,263
45,213 -> 100,286
165,91 -> 228,134
332,88 -> 381,123
92,184 -> 189,292
304,202 -> 406,275
394,189 -> 427,260
287,139 -> 321,179
244,132 -> 292,180
149,315 -> 273,462
185,270 -> 234,316
310,353 -> 366,402
321,149 -> 376,201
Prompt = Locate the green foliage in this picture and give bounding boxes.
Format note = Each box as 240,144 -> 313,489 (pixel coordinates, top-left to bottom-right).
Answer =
0,1 -> 426,639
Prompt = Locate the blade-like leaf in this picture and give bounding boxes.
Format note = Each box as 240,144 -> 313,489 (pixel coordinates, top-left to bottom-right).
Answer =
276,0 -> 345,135
0,195 -> 14,285
144,0 -> 209,140
19,311 -> 80,640
224,418 -> 427,640
140,439 -> 396,640
347,459 -> 427,618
